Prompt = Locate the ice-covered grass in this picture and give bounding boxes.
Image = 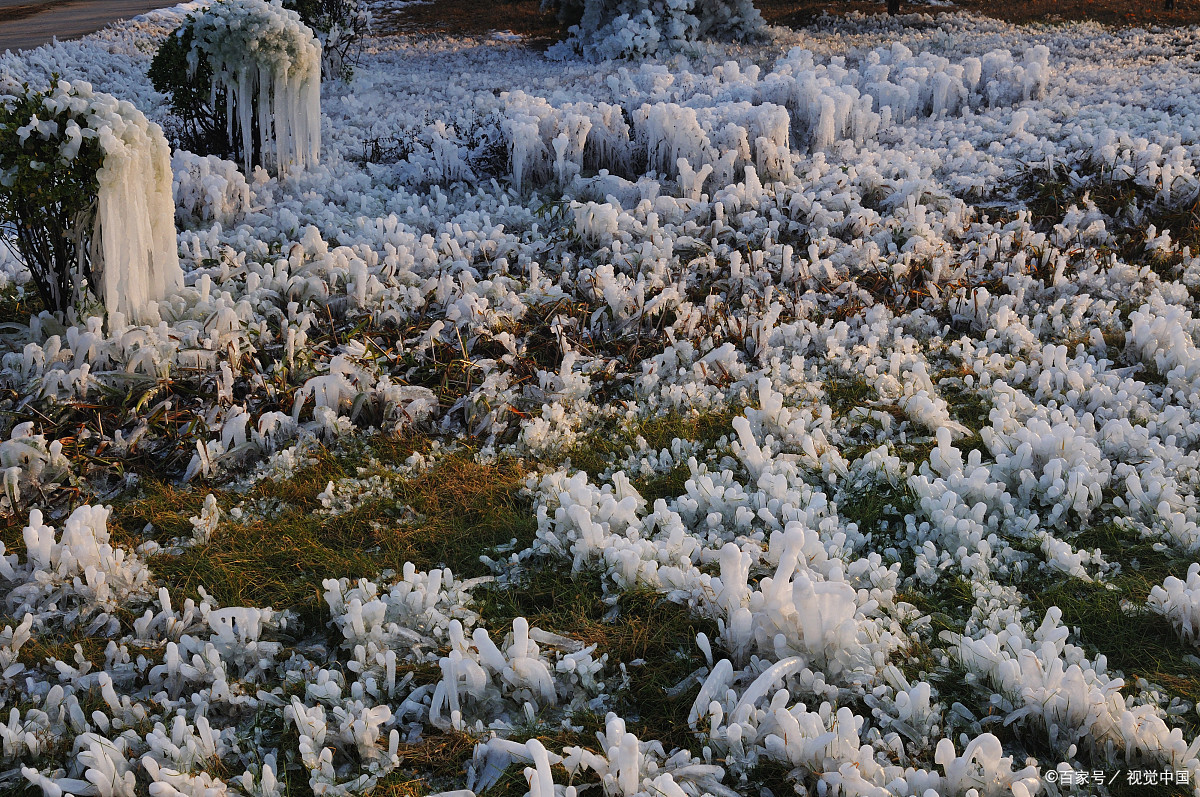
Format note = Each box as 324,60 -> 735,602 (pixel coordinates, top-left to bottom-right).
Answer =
107,439 -> 534,616
43,426 -> 723,795
6,4 -> 1200,797
472,568 -> 719,748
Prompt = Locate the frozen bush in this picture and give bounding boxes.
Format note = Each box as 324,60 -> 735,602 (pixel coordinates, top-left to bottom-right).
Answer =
0,80 -> 182,323
156,0 -> 322,174
1149,564 -> 1200,646
149,20 -> 229,158
172,150 -> 253,226
0,505 -> 152,635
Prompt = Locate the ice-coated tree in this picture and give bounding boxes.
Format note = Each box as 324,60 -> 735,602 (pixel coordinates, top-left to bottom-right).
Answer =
0,80 -> 182,324
165,0 -> 322,175
543,0 -> 766,59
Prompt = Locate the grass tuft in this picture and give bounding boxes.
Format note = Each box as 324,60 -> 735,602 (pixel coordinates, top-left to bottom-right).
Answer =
114,439 -> 535,625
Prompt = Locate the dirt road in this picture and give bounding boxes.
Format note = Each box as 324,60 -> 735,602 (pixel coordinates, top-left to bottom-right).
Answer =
0,0 -> 171,51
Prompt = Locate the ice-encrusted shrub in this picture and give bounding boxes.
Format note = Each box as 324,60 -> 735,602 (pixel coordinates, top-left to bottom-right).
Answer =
0,422 -> 71,511
0,80 -> 101,316
560,714 -> 730,797
954,607 -> 1200,771
0,80 -> 182,323
323,565 -> 483,671
172,150 -> 253,227
497,44 -> 1051,195
430,617 -> 607,731
156,0 -> 321,175
544,0 -> 765,60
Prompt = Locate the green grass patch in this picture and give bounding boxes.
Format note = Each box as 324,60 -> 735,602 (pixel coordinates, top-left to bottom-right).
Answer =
567,405 -> 743,484
114,439 -> 535,626
743,759 -> 796,797
838,478 -> 913,540
895,439 -> 936,465
477,566 -> 717,754
1072,520 -> 1190,595
823,376 -> 877,418
900,574 -> 975,638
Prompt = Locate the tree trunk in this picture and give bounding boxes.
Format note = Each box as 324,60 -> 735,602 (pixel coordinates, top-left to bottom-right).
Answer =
1165,0 -> 1176,10
887,0 -> 900,14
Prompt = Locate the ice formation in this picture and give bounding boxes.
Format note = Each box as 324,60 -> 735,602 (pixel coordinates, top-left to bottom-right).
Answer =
13,80 -> 183,323
546,0 -> 765,60
172,150 -> 254,226
186,0 -> 322,174
1149,564 -> 1200,646
1,504 -> 152,634
498,42 -> 1050,198
0,4 -> 1198,797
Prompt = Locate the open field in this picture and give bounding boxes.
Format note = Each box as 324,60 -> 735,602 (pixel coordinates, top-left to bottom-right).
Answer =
1,2 -> 1200,797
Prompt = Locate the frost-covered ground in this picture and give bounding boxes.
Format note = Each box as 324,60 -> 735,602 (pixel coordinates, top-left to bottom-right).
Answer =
2,5 -> 1200,797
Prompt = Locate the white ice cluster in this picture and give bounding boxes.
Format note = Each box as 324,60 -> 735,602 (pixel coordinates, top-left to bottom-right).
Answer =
500,42 -> 1049,197
324,564 -> 483,672
472,714 -> 735,797
431,616 -> 607,731
1149,564 -> 1200,647
0,504 -> 151,635
954,607 -> 1200,774
186,0 -> 322,174
547,0 -> 765,60
0,422 -> 70,510
172,150 -> 254,226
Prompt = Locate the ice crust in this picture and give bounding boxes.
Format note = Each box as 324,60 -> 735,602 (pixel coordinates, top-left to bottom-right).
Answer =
2,5 -> 1200,797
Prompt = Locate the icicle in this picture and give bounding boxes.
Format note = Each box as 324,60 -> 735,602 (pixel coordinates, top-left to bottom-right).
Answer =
42,82 -> 184,324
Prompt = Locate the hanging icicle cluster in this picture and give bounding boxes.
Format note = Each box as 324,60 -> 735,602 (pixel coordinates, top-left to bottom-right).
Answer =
185,0 -> 323,175
0,79 -> 182,324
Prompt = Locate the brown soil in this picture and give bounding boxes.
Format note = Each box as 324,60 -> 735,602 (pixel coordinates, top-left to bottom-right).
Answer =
374,0 -> 1200,43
